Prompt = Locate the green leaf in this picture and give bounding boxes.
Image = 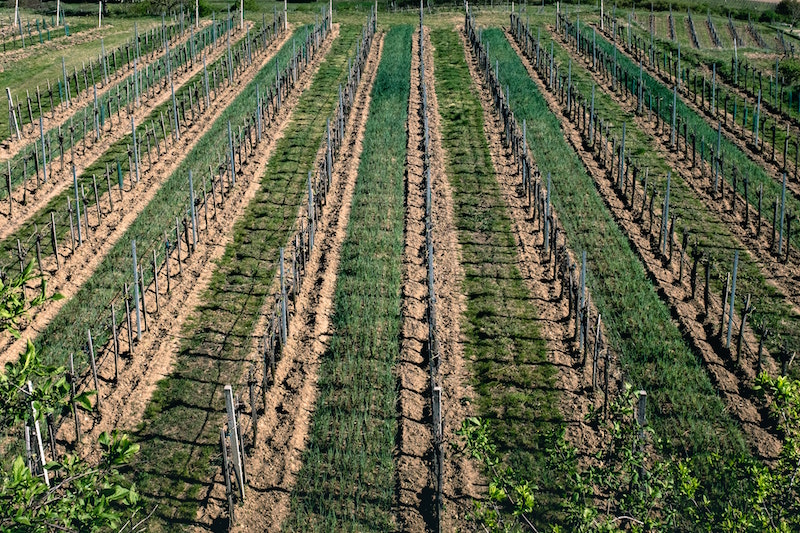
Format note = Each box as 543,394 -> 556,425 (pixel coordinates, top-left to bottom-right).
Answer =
74,391 -> 96,411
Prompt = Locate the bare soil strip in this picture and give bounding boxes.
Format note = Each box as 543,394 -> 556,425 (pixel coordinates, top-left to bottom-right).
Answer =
0,20 -> 213,159
0,27 -> 295,368
189,28 -> 382,533
0,22 -> 252,238
507,31 -> 781,459
397,26 -> 437,531
462,26 -> 618,464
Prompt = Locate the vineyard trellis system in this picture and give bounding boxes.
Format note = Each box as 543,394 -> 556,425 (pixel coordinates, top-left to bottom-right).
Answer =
417,8 -> 444,529
4,17 -> 186,143
0,12 -> 244,206
216,9 -> 376,527
15,8 -> 314,489
0,12 -> 281,320
602,10 -> 800,184
572,14 -> 800,268
516,12 -> 786,371
469,13 -> 614,420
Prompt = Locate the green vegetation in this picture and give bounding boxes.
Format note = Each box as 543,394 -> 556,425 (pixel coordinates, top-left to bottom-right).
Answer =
130,23 -> 363,529
537,24 -> 800,385
461,374 -> 800,532
283,24 -> 412,532
481,28 -> 747,458
0,264 -> 143,532
430,25 -> 561,515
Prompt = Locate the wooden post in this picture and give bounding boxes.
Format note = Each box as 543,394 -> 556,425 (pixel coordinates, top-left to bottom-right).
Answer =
50,212 -> 60,269
220,428 -> 236,525
132,239 -> 142,341
69,353 -> 81,444
87,329 -> 101,408
224,385 -> 245,499
111,305 -> 119,381
736,294 -> 753,362
726,251 -> 739,349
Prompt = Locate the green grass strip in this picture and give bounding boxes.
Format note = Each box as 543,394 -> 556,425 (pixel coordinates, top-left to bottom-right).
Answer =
588,24 -> 800,254
482,28 -> 747,458
282,25 -> 412,533
130,24 -> 362,530
33,26 -> 308,376
538,27 -> 800,380
430,25 -> 561,511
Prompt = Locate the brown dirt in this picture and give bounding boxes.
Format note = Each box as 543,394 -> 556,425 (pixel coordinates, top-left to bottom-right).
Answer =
461,26 -> 617,467
396,26 -> 433,531
0,21 -> 251,239
189,27 -> 381,533
422,26 -> 486,530
0,19 -> 214,159
57,24 -> 341,465
395,26 -> 479,532
0,26 -> 296,367
509,29 -> 781,460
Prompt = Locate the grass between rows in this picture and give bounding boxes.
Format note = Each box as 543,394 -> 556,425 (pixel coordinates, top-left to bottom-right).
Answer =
282,24 -> 412,533
0,20 -> 253,271
430,26 -> 561,522
482,28 -> 747,458
129,24 -> 362,530
32,25 -> 306,380
587,24 -> 800,255
537,25 -> 800,383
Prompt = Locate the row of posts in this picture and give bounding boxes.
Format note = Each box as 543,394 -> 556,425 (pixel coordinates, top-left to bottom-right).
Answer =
220,9 -> 375,527
15,12 -> 292,483
511,15 -> 771,377
468,9 -> 613,416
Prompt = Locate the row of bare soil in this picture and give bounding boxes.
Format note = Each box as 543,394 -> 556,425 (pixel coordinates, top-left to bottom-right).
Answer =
506,27 -> 779,458
0,26 -> 295,367
0,21 -> 247,236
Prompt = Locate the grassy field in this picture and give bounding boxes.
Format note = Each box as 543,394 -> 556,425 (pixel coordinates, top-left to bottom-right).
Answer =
129,23 -> 363,530
283,25 -> 412,532
537,23 -> 800,384
430,26 -> 562,522
481,27 -> 747,459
